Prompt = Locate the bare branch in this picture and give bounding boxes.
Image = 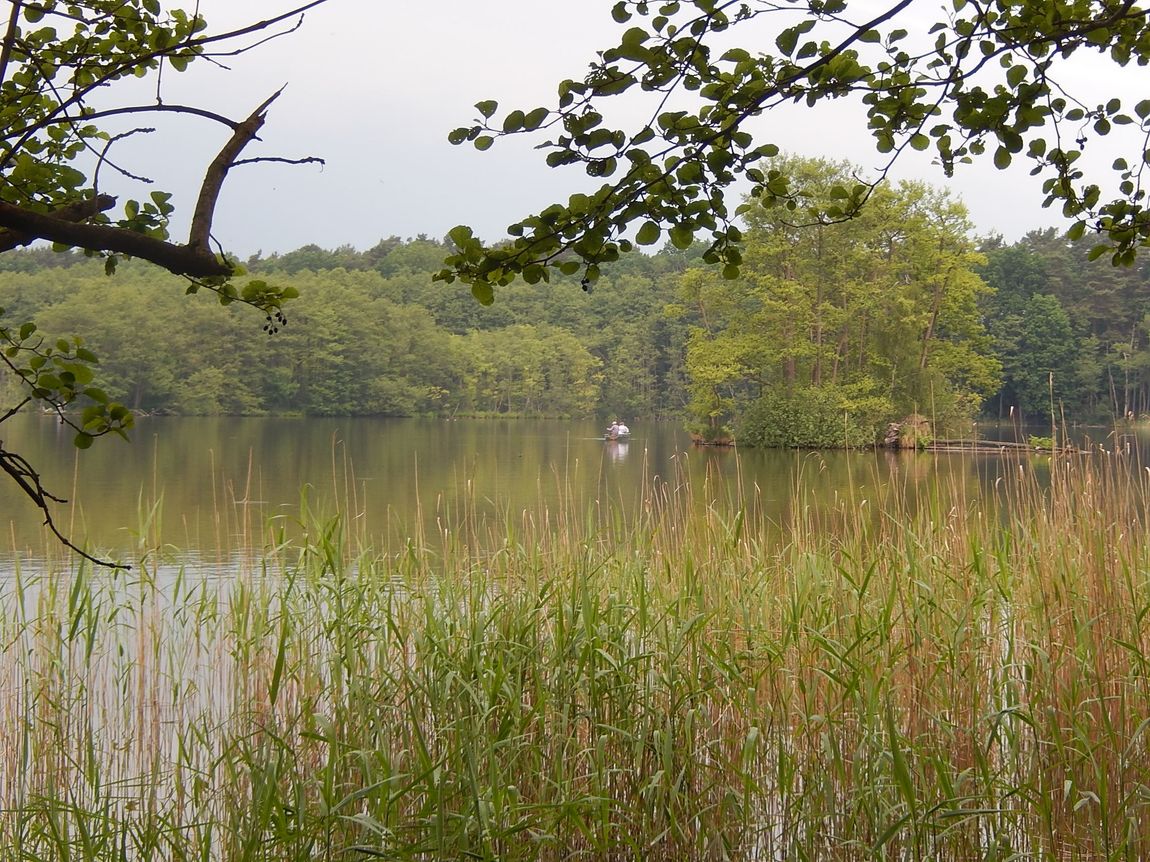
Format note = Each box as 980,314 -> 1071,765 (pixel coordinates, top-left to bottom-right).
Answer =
57,103 -> 241,132
231,155 -> 325,169
190,1 -> 330,53
93,128 -> 156,189
0,0 -> 21,88
0,193 -> 117,252
0,198 -> 231,276
0,397 -> 32,425
188,88 -> 284,252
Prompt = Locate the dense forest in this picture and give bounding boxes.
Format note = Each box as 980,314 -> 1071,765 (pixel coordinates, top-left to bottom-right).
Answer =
2,170 -> 1150,442
0,237 -> 693,421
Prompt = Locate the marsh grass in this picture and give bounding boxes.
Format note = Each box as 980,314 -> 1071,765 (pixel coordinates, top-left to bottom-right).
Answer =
2,450 -> 1150,860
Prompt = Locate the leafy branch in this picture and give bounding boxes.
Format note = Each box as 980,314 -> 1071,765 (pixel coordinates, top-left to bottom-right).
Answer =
0,1 -> 333,564
0,313 -> 131,568
439,0 -> 1150,297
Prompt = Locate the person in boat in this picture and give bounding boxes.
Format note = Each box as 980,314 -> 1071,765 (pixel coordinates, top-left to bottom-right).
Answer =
606,420 -> 631,440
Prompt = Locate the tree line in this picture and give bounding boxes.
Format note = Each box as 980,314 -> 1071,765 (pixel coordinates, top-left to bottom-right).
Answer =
1,166 -> 1148,438
0,238 -> 692,421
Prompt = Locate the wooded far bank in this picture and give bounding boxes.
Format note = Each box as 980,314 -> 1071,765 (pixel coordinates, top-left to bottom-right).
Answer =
2,181 -> 1148,444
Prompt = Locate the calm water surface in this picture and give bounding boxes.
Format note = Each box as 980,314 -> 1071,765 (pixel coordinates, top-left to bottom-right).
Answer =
0,414 -> 1138,566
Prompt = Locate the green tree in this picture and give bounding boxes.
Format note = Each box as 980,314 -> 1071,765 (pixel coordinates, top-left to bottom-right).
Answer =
979,241 -> 1091,420
453,325 -> 602,416
999,293 -> 1080,420
441,1 -> 1150,294
980,229 -> 1150,420
680,158 -> 999,445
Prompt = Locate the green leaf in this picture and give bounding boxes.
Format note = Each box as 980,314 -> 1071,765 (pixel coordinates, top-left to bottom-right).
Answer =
636,221 -> 662,245
620,26 -> 649,51
885,703 -> 916,814
73,432 -> 94,450
776,27 -> 799,56
503,110 -> 525,133
993,146 -> 1012,169
523,107 -> 549,130
474,136 -> 494,151
475,100 -> 498,118
612,1 -> 631,23
471,282 -> 495,305
669,224 -> 694,249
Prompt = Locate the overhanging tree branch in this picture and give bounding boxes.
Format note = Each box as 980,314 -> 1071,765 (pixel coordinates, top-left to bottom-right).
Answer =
0,1 -> 335,567
0,91 -> 307,276
0,198 -> 231,275
441,0 -> 1150,293
0,193 -> 116,252
189,88 -> 283,252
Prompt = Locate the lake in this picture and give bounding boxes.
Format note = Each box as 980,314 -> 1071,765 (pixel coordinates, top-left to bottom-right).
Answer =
0,413 -> 1137,567
4,414 -> 1150,859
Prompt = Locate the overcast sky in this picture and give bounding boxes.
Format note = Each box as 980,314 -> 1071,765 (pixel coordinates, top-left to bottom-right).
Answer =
94,1 -> 1142,257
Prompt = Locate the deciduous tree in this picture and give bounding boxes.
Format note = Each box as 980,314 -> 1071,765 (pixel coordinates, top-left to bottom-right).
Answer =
679,158 -> 1000,444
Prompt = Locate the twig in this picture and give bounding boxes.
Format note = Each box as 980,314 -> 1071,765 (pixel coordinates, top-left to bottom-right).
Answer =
0,443 -> 128,569
0,0 -> 21,88
93,128 -> 156,190
231,155 -> 325,169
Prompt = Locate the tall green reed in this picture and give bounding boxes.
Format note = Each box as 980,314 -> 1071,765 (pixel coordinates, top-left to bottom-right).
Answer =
1,448 -> 1149,859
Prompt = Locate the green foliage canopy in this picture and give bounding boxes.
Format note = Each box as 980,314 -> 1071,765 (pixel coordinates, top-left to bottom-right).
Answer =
978,229 -> 1150,421
679,157 -> 1000,445
0,241 -> 692,421
441,0 -> 1150,296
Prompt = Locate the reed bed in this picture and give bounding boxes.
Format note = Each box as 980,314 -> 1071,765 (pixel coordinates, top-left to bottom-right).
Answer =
1,451 -> 1149,860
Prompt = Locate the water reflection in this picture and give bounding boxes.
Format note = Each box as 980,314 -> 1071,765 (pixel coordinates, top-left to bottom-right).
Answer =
0,414 -> 1143,565
605,440 -> 630,464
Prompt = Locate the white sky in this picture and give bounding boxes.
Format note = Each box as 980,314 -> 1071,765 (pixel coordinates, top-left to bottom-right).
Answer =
91,1 -> 1148,256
